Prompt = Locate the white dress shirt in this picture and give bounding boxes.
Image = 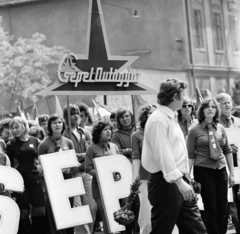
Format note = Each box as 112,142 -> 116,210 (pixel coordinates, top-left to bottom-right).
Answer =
142,104 -> 189,183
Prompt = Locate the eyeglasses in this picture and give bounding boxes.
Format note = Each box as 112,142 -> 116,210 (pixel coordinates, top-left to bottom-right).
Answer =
182,104 -> 192,108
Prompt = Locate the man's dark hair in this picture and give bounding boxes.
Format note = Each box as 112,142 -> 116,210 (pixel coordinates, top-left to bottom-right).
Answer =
197,98 -> 220,124
38,114 -> 49,126
47,114 -> 66,136
157,78 -> 187,106
92,120 -> 113,143
110,112 -> 116,119
138,105 -> 152,129
116,108 -> 135,130
63,104 -> 79,124
75,102 -> 90,118
0,118 -> 11,135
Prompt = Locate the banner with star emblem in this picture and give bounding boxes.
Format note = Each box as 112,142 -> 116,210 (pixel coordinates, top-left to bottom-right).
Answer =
35,0 -> 156,97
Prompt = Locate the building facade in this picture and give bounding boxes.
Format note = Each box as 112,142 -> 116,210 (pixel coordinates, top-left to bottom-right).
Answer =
0,0 -> 240,107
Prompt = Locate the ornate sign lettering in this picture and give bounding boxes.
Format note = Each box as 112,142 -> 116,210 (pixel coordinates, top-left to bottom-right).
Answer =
58,53 -> 140,87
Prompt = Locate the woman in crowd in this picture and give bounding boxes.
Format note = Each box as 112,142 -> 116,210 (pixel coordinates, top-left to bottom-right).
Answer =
29,125 -> 45,141
38,114 -> 49,137
85,120 -> 119,234
187,97 -> 235,234
38,114 -> 75,234
177,98 -> 195,139
6,116 -> 46,234
131,104 -> 155,234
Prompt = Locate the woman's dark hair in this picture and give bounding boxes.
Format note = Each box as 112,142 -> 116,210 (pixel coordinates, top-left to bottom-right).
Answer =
177,98 -> 195,121
138,105 -> 152,129
47,114 -> 66,136
63,104 -> 79,124
157,78 -> 187,106
232,106 -> 240,118
92,120 -> 113,143
197,98 -> 220,124
116,108 -> 135,130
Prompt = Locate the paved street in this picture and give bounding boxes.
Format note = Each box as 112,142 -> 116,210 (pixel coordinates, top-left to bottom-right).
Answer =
95,222 -> 237,233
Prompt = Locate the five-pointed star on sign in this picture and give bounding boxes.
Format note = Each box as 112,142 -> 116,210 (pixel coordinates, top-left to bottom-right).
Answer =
58,0 -> 138,75
35,0 -> 157,96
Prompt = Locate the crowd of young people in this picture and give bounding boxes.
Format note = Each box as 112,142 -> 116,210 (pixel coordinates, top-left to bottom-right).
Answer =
1,82 -> 240,234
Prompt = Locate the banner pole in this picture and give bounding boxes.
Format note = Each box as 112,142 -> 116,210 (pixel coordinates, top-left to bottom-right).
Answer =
67,96 -> 72,137
131,95 -> 136,130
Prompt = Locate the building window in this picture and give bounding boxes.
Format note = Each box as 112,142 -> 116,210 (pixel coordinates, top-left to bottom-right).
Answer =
229,15 -> 239,52
193,9 -> 204,48
213,12 -> 224,51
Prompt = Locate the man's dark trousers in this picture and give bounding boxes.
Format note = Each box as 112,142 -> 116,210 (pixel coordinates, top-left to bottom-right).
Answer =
148,171 -> 207,234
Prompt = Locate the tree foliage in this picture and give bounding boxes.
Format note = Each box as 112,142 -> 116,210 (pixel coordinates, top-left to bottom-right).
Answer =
0,23 -> 65,101
232,78 -> 240,105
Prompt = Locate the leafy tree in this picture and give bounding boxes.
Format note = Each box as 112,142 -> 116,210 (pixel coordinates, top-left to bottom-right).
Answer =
0,22 -> 65,102
232,78 -> 240,105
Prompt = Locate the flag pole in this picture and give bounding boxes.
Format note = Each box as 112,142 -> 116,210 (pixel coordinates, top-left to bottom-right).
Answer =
67,95 -> 72,138
131,95 -> 137,130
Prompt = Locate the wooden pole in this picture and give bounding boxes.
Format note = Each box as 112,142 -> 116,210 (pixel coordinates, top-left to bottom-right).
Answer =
67,95 -> 72,138
131,95 -> 137,130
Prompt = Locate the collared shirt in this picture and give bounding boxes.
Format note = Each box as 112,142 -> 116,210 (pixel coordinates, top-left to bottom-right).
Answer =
142,104 -> 189,183
178,117 -> 192,138
85,141 -> 119,198
63,126 -> 91,154
219,115 -> 240,129
187,121 -> 232,169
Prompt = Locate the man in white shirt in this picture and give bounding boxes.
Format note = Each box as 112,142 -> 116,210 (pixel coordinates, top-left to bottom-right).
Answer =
142,78 -> 206,234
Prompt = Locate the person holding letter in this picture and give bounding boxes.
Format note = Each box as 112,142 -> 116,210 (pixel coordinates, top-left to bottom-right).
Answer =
142,78 -> 206,234
85,120 -> 119,234
38,114 -> 75,234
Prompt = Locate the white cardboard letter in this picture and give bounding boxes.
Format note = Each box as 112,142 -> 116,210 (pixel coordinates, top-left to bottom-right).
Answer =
94,155 -> 132,233
0,166 -> 24,234
39,150 -> 92,230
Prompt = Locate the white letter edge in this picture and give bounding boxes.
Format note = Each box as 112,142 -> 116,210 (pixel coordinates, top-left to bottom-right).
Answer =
94,155 -> 132,233
0,166 -> 24,234
39,149 -> 92,230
